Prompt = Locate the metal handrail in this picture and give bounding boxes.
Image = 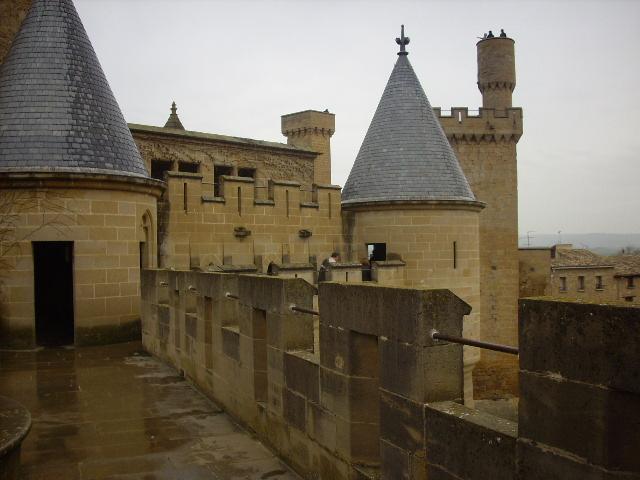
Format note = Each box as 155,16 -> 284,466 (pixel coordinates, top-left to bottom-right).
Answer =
225,292 -> 239,300
290,305 -> 320,316
431,330 -> 518,356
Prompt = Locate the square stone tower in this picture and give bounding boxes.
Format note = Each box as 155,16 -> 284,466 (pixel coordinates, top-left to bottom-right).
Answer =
436,34 -> 523,398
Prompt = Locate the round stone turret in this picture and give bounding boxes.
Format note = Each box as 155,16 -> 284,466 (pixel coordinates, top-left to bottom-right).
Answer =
477,35 -> 516,110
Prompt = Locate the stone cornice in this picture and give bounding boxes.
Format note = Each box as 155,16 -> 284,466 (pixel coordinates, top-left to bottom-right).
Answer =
0,171 -> 165,198
341,198 -> 485,212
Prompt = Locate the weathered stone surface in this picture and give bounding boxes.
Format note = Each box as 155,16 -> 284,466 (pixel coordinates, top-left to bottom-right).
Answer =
307,401 -> 337,452
319,323 -> 350,374
519,370 -> 640,472
319,282 -> 468,345
284,351 -> 320,403
425,401 -> 516,480
238,275 -> 315,315
348,376 -> 379,423
221,326 -> 240,361
381,339 -> 463,403
517,439 -> 609,480
379,389 -> 424,453
519,299 -> 640,394
283,388 -> 307,432
320,367 -> 349,420
380,439 -> 409,479
266,312 -> 314,351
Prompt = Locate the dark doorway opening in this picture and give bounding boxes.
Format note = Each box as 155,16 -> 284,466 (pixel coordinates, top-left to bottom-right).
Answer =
33,241 -> 74,346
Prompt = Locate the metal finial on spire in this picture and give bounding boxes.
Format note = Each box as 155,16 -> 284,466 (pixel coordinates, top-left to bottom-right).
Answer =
395,25 -> 410,56
171,101 -> 177,114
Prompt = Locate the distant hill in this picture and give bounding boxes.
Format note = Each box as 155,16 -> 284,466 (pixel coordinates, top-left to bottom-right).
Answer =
518,233 -> 640,256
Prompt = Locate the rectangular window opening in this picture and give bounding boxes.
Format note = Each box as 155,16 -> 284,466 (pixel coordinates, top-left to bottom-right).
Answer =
238,167 -> 256,179
559,276 -> 567,292
151,159 -> 172,180
628,277 -> 635,289
237,186 -> 242,216
178,161 -> 199,173
367,243 -> 387,262
214,165 -> 233,197
578,276 -> 585,291
596,276 -> 604,290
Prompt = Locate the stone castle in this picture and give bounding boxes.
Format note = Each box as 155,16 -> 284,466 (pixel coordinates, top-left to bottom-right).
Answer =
0,2 -> 520,404
1,3 -> 638,480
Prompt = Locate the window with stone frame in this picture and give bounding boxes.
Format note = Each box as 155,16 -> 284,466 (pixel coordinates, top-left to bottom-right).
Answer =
238,167 -> 256,179
178,161 -> 199,174
214,165 -> 233,197
627,277 -> 636,289
559,277 -> 567,292
577,276 -> 585,291
150,159 -> 173,180
595,275 -> 604,290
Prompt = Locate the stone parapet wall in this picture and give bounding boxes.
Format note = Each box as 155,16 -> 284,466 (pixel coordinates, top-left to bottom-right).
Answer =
141,270 -> 470,479
161,173 -> 343,272
421,299 -> 640,479
518,299 -> 640,478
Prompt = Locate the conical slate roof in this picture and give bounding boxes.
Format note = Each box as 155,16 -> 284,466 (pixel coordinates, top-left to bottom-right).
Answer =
164,102 -> 185,130
342,46 -> 475,205
0,0 -> 148,177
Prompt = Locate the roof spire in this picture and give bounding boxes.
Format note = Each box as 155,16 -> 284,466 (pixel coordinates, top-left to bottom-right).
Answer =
395,24 -> 410,56
164,101 -> 185,130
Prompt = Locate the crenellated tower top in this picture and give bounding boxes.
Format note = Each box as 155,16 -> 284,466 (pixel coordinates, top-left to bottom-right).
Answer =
476,33 -> 516,110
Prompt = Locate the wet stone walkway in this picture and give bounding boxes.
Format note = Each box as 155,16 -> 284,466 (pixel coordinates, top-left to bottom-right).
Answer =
0,342 -> 300,480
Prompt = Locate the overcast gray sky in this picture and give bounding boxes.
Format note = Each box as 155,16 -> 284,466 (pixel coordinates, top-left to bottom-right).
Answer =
74,0 -> 640,235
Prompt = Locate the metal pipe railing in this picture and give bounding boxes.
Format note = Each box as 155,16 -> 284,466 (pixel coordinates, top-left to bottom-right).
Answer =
430,330 -> 518,356
290,305 -> 320,316
225,292 -> 239,300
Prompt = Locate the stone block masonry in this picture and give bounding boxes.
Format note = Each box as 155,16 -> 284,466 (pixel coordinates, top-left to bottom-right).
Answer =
421,298 -> 640,479
160,172 -> 343,273
141,270 -> 471,479
517,299 -> 640,478
438,106 -> 523,399
141,273 -> 640,479
0,173 -> 162,348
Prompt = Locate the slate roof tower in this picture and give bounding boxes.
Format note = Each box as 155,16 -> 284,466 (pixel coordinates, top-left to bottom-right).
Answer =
0,0 -> 148,177
0,0 -> 163,349
341,26 -> 483,407
342,28 -> 475,205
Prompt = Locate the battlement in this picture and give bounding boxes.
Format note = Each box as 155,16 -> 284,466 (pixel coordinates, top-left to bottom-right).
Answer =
141,272 -> 640,479
434,107 -> 523,143
160,172 -> 344,271
165,172 -> 341,213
